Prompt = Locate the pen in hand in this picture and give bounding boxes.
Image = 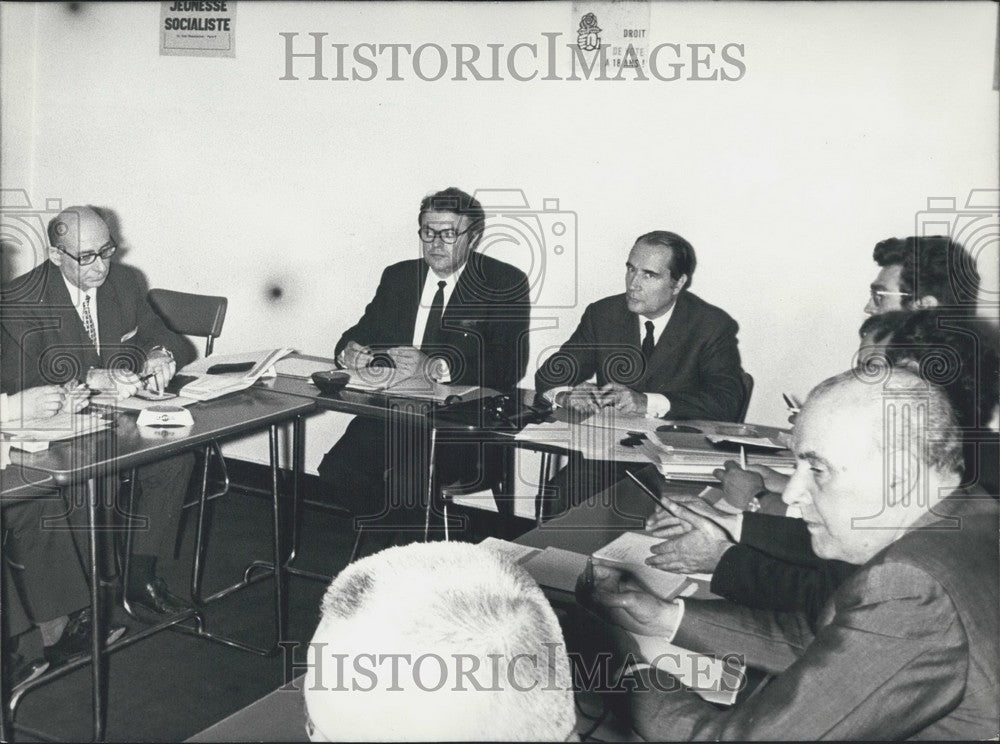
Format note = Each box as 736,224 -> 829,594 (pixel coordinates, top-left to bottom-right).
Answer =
782,393 -> 801,414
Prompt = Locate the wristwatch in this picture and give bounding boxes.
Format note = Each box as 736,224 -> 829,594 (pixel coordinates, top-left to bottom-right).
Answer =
150,345 -> 175,364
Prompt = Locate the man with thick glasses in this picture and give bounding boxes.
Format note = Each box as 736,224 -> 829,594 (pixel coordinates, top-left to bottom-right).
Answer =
864,235 -> 979,315
1,205 -> 197,617
318,187 -> 530,556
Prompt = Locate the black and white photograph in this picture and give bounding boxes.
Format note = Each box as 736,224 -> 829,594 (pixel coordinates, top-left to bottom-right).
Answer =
0,1 -> 997,740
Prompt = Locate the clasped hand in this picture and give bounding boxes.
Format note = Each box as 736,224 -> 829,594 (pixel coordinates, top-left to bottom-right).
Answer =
6,383 -> 90,420
557,382 -> 647,415
340,341 -> 447,383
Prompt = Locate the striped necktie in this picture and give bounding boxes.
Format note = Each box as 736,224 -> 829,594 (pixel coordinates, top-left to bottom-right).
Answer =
82,294 -> 97,347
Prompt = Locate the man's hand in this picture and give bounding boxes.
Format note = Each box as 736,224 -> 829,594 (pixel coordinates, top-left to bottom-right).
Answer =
646,500 -> 736,574
61,382 -> 91,414
647,497 -> 741,540
600,383 -> 647,414
141,348 -> 176,393
87,368 -> 141,399
386,346 -> 448,383
555,382 -> 604,414
6,385 -> 65,420
712,459 -> 767,510
576,561 -> 682,637
748,463 -> 791,494
339,340 -> 375,372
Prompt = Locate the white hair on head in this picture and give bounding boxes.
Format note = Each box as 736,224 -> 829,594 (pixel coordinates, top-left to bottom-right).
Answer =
306,541 -> 576,742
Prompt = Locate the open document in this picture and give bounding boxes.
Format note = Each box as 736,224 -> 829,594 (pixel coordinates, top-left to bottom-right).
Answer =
177,348 -> 294,401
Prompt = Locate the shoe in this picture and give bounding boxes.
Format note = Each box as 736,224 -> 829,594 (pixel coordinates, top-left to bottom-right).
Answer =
8,653 -> 49,694
126,576 -> 192,616
43,609 -> 128,668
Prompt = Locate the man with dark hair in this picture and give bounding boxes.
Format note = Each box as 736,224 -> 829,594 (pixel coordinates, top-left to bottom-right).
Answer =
582,368 -> 998,740
865,235 -> 979,314
534,230 -> 744,512
317,187 -> 530,552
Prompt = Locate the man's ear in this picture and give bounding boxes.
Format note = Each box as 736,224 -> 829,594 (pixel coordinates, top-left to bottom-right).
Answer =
675,274 -> 688,292
914,295 -> 939,309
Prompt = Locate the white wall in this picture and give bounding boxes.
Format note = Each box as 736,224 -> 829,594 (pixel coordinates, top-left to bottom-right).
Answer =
2,2 -> 997,493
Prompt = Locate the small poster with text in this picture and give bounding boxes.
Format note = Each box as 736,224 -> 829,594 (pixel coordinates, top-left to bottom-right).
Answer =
160,1 -> 236,58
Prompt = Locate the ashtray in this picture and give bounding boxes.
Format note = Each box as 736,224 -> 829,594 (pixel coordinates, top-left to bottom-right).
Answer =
311,370 -> 351,394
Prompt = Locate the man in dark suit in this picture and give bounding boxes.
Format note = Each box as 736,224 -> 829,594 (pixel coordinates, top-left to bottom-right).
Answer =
580,368 -> 998,739
317,187 -> 530,549
535,230 -> 745,512
1,206 -> 196,615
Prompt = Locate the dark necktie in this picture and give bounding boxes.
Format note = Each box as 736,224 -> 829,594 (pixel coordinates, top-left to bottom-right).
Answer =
421,280 -> 447,350
82,294 -> 98,347
641,320 -> 656,361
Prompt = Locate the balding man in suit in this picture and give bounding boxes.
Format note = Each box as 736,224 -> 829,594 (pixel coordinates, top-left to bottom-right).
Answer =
580,367 -> 998,739
1,206 -> 196,616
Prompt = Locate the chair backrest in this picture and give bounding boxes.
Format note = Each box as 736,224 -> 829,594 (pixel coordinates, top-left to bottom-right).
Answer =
737,370 -> 754,423
148,288 -> 228,356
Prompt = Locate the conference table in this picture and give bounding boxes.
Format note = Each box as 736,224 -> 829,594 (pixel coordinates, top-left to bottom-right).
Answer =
4,387 -> 314,742
3,359 -> 787,741
183,469 -> 721,743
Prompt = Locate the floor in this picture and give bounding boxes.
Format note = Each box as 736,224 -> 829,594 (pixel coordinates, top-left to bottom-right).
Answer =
10,467 -> 518,742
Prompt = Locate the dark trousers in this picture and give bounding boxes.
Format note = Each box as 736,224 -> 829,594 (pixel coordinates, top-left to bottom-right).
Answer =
62,453 -> 195,573
3,492 -> 90,637
318,416 -> 510,548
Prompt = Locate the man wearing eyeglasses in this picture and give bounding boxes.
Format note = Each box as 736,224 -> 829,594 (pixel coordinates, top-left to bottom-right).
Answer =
0,205 -> 197,617
318,187 -> 530,554
864,235 -> 979,315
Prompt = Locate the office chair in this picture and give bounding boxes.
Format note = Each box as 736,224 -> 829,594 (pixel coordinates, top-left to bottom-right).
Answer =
737,371 -> 755,424
123,289 -> 228,608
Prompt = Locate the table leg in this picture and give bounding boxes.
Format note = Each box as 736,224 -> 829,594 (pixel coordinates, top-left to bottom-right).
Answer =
269,425 -> 286,644
86,477 -> 106,741
423,426 -> 438,542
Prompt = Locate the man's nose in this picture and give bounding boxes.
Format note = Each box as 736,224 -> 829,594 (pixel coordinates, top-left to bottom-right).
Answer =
782,468 -> 807,507
863,297 -> 877,315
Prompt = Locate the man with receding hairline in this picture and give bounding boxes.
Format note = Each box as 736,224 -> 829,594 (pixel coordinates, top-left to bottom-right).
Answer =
579,368 -> 998,739
1,205 -> 197,616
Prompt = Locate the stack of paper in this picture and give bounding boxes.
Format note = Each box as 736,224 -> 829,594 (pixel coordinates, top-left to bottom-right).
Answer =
178,348 -> 294,401
640,440 -> 794,482
3,411 -> 112,452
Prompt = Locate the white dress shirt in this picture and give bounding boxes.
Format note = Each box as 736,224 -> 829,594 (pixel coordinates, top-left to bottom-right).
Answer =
546,301 -> 677,418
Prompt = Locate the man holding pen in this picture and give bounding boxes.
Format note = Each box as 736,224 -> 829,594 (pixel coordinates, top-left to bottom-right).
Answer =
0,205 -> 196,616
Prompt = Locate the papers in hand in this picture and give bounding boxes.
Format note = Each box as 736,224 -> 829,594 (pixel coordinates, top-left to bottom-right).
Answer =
629,634 -> 744,706
179,348 -> 294,401
2,411 -> 111,451
591,532 -> 698,601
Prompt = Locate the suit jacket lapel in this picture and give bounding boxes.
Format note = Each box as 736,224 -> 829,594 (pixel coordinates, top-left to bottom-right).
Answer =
398,259 -> 428,342
95,268 -> 126,361
643,292 -> 690,384
42,262 -> 102,371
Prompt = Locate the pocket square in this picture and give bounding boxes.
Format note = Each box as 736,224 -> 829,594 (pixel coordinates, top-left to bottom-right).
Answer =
121,326 -> 138,342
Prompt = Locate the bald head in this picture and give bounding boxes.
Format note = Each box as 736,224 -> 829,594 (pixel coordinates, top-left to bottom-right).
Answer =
47,206 -> 115,291
784,368 -> 963,564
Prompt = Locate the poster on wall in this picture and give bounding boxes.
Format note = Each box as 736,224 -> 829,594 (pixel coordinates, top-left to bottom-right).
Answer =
571,0 -> 650,76
160,1 -> 236,58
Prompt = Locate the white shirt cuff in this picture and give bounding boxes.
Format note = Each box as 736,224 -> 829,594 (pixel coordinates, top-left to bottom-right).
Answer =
542,386 -> 573,407
665,598 -> 685,642
644,393 -> 671,418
